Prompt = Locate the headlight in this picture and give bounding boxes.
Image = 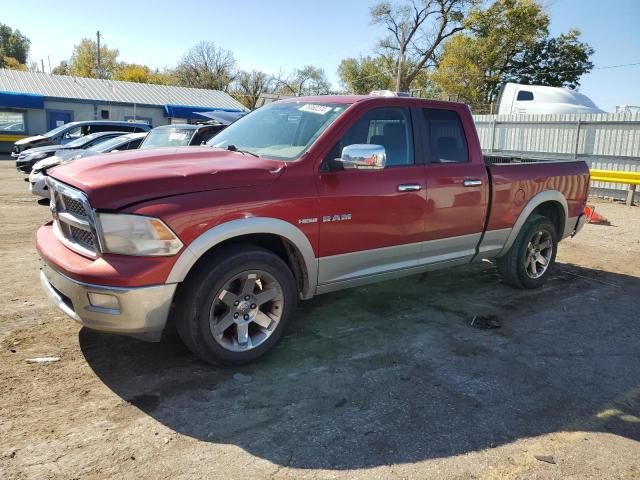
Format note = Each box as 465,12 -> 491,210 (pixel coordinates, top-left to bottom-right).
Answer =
33,157 -> 59,173
97,213 -> 183,256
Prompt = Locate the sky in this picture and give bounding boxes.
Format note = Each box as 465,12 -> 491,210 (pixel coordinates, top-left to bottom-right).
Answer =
2,0 -> 639,112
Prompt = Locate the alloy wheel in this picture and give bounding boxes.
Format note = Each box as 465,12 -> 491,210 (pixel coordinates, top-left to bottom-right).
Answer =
525,230 -> 553,279
208,270 -> 284,352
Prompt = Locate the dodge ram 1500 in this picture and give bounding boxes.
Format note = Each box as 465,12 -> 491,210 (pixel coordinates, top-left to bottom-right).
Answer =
37,95 -> 589,365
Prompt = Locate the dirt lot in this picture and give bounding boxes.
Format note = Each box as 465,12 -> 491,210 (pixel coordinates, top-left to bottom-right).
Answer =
0,161 -> 638,480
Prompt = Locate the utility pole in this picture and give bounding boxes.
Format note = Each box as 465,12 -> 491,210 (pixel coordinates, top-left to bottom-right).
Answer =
41,59 -> 45,73
96,30 -> 102,79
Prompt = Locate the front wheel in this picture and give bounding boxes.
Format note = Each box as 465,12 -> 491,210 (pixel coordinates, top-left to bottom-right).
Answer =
496,214 -> 558,289
174,245 -> 297,366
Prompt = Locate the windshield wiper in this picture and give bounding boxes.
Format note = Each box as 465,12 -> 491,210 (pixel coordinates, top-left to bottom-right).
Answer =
227,144 -> 260,158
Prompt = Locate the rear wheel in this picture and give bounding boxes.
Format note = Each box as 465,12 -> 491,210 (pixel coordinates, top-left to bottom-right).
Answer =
174,245 -> 297,366
496,214 -> 558,289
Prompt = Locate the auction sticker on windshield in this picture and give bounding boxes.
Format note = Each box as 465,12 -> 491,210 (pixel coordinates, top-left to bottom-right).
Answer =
169,132 -> 189,141
298,104 -> 333,115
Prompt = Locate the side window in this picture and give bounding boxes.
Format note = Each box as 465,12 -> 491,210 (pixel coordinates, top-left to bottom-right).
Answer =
128,138 -> 144,149
91,124 -> 111,133
422,108 -> 468,164
517,90 -> 534,101
330,107 -> 414,167
63,126 -> 82,140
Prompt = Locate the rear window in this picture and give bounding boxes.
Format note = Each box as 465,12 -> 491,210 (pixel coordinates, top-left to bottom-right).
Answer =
422,109 -> 468,164
517,90 -> 534,101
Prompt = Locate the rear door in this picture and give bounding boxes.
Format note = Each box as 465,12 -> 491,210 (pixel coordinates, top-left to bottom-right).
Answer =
316,106 -> 427,285
419,107 -> 488,262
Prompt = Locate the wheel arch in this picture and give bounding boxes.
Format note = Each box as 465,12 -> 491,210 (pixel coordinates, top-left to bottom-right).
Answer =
166,218 -> 318,299
496,190 -> 568,258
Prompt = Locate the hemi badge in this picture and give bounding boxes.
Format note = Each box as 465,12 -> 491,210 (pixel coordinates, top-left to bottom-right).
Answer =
298,218 -> 318,225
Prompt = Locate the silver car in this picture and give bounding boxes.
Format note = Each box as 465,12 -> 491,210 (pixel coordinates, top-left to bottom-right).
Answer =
29,132 -> 147,199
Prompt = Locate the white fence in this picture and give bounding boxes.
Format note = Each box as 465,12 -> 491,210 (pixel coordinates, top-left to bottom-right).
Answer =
473,113 -> 640,202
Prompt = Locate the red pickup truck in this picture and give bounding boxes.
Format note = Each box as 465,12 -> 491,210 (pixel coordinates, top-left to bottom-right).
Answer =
37,95 -> 589,365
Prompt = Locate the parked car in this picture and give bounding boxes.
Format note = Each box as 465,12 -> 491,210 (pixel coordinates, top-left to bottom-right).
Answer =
139,124 -> 227,149
497,82 -> 604,115
36,95 -> 589,366
11,120 -> 151,158
15,131 -> 131,174
29,132 -> 148,199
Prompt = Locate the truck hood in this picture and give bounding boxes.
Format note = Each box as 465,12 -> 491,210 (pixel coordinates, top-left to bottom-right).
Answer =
49,147 -> 287,210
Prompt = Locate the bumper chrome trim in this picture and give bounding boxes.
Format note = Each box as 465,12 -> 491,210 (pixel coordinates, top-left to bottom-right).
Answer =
571,213 -> 587,237
40,263 -> 177,342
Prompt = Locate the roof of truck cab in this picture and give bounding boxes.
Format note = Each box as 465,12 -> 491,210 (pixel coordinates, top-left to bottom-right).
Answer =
278,95 -> 467,108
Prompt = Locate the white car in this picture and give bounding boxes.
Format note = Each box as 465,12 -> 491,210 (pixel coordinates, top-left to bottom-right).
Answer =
29,132 -> 147,199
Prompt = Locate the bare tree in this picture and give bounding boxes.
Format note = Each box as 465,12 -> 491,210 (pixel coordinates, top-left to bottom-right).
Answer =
274,66 -> 331,96
371,0 -> 474,91
232,70 -> 274,109
175,41 -> 237,91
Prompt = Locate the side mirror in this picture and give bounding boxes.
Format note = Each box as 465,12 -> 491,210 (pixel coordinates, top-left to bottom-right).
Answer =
338,144 -> 386,171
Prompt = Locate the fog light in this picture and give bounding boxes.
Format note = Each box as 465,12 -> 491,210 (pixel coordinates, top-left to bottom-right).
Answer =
87,292 -> 120,311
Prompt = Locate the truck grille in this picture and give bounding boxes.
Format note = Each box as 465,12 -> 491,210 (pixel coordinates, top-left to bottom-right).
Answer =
61,195 -> 87,217
69,225 -> 96,250
48,179 -> 100,257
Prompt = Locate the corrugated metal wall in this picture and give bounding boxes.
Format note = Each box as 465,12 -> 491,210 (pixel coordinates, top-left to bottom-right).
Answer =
473,113 -> 640,201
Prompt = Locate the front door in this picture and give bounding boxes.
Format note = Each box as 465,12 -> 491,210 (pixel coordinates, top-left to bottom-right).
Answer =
47,110 -> 73,131
316,106 -> 426,285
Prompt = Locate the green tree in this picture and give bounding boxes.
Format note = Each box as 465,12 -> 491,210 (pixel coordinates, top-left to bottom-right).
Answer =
338,56 -> 394,94
432,0 -> 593,112
68,38 -> 119,78
51,61 -> 69,75
508,29 -> 594,89
0,23 -> 30,69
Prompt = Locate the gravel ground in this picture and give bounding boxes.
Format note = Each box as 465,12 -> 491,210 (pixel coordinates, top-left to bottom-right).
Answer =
0,161 -> 638,480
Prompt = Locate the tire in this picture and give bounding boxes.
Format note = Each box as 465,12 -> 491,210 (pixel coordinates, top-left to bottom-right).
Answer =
496,214 -> 558,289
173,244 -> 297,366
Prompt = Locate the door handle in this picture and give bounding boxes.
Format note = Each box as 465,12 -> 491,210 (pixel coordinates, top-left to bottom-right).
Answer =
397,183 -> 422,192
463,179 -> 483,187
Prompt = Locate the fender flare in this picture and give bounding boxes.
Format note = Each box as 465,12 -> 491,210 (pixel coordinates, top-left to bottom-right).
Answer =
166,217 -> 318,299
496,190 -> 568,257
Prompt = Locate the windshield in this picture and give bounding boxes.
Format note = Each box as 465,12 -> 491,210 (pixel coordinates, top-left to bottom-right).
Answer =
44,123 -> 77,138
208,101 -> 350,160
88,136 -> 127,152
66,134 -> 101,148
140,128 -> 195,149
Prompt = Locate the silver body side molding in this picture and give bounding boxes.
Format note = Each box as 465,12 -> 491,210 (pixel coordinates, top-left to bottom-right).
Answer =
496,190 -> 568,258
475,228 -> 512,259
166,217 -> 318,299
317,233 -> 482,291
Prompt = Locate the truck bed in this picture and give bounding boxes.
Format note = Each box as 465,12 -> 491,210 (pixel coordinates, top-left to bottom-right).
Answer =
483,156 -> 590,233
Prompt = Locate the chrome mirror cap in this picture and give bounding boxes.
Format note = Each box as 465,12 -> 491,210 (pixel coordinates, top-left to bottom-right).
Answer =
338,144 -> 386,170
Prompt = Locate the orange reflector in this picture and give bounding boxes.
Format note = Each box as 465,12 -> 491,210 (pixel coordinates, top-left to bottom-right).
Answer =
149,219 -> 176,240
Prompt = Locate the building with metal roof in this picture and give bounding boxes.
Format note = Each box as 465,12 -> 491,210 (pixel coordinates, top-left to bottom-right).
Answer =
0,68 -> 247,151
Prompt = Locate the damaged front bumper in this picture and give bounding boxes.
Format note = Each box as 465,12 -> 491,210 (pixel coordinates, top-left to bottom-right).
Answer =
40,262 -> 177,342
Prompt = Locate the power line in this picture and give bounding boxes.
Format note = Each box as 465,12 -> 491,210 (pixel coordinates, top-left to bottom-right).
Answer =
345,60 -> 640,85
